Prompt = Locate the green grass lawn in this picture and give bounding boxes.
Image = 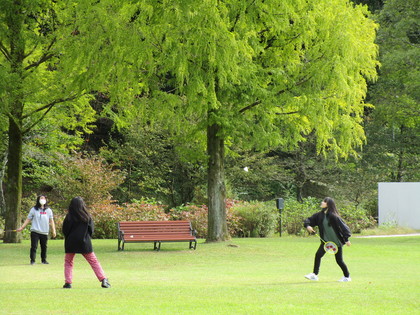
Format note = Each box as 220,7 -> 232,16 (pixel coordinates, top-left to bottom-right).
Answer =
1,235 -> 419,314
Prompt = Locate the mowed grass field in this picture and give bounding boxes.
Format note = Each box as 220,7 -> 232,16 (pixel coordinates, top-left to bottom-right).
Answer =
0,235 -> 419,314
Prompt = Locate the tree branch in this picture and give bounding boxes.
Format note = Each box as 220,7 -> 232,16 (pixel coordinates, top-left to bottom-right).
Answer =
239,99 -> 261,114
230,0 -> 257,32
22,95 -> 79,134
0,40 -> 11,61
275,110 -> 299,115
24,37 -> 57,71
239,75 -> 312,114
23,42 -> 39,59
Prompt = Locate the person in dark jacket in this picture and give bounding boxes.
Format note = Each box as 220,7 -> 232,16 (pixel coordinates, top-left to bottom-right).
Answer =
303,197 -> 352,282
62,196 -> 110,289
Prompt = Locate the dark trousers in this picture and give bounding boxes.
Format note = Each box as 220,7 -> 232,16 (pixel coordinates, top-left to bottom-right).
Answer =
313,243 -> 350,277
30,232 -> 48,262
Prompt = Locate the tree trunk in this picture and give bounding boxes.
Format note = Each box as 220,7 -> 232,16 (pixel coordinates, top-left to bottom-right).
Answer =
396,126 -> 406,182
0,153 -> 7,215
206,122 -> 229,242
3,1 -> 25,243
3,117 -> 23,243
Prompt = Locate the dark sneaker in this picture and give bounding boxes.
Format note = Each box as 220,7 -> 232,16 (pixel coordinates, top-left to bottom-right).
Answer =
42,261 -> 49,264
30,261 -> 35,265
101,278 -> 111,288
63,283 -> 72,289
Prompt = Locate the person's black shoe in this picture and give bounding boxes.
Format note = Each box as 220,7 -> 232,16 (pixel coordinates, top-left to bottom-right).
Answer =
42,261 -> 49,264
63,283 -> 72,289
30,261 -> 35,265
101,278 -> 111,288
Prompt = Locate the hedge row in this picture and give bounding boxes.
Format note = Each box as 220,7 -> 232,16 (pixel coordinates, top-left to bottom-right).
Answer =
47,197 -> 375,240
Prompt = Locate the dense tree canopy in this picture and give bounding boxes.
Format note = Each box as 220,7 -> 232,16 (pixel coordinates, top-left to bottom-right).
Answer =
115,0 -> 379,241
0,0 -> 124,242
1,0 -> 382,242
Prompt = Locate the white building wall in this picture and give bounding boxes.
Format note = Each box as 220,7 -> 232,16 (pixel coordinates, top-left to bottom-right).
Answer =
378,182 -> 420,229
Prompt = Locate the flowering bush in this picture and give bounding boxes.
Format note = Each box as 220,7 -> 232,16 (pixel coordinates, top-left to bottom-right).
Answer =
168,199 -> 242,238
53,199 -> 169,239
168,204 -> 208,238
54,197 -> 377,239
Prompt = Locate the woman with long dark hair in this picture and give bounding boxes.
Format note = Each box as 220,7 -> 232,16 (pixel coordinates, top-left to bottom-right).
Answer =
303,197 -> 352,282
62,196 -> 110,288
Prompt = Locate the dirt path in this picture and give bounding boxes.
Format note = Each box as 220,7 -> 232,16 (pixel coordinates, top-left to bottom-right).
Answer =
355,233 -> 420,238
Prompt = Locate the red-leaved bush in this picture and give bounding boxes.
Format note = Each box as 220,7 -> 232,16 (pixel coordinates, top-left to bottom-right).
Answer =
53,198 -> 279,240
167,199 -> 243,238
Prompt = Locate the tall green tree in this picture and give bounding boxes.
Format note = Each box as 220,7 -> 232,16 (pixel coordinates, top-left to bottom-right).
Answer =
123,0 -> 379,241
367,0 -> 420,181
0,0 -> 128,242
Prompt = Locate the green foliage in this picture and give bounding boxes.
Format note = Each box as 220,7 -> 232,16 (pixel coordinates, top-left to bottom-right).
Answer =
339,204 -> 377,233
281,198 -> 320,235
89,199 -> 169,239
52,199 -> 169,240
41,153 -> 125,209
364,0 -> 420,181
168,199 -> 241,238
0,0 -> 134,241
100,123 -> 206,207
123,0 -> 379,158
281,197 -> 377,235
231,201 -> 279,237
168,204 -> 208,238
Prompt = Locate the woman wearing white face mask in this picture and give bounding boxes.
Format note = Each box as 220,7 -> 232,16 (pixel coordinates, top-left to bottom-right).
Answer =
17,195 -> 56,265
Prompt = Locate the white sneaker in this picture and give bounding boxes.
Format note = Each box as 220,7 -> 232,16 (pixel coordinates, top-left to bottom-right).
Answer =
339,276 -> 351,282
304,273 -> 319,281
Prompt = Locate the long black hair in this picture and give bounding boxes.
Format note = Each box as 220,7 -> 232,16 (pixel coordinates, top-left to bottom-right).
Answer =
35,195 -> 48,210
67,196 -> 91,223
324,197 -> 340,216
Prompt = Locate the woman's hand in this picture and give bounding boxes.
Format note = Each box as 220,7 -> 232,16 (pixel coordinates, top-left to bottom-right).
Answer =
345,241 -> 351,246
306,226 -> 315,234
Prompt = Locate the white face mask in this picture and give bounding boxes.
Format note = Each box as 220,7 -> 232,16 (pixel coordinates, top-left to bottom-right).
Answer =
39,199 -> 46,205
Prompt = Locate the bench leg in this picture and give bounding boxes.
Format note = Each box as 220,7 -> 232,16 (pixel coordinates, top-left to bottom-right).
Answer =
189,241 -> 196,249
122,241 -> 125,251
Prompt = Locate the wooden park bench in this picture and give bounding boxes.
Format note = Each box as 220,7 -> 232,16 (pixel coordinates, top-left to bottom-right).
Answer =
117,221 -> 197,251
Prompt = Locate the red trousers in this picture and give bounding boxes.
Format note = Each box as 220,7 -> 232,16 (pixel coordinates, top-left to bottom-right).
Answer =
64,252 -> 106,284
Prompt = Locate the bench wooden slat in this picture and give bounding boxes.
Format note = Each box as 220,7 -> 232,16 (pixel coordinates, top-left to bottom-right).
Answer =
117,220 -> 197,251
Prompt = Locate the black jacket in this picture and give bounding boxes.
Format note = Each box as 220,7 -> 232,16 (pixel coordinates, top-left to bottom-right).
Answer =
304,210 -> 351,245
62,214 -> 94,253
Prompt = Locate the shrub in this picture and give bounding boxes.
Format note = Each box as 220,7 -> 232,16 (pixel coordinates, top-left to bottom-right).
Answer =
169,204 -> 208,238
339,205 -> 377,233
281,198 -> 377,235
52,199 -> 169,239
52,153 -> 125,208
168,199 -> 242,238
232,201 -> 279,237
281,197 -> 318,235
